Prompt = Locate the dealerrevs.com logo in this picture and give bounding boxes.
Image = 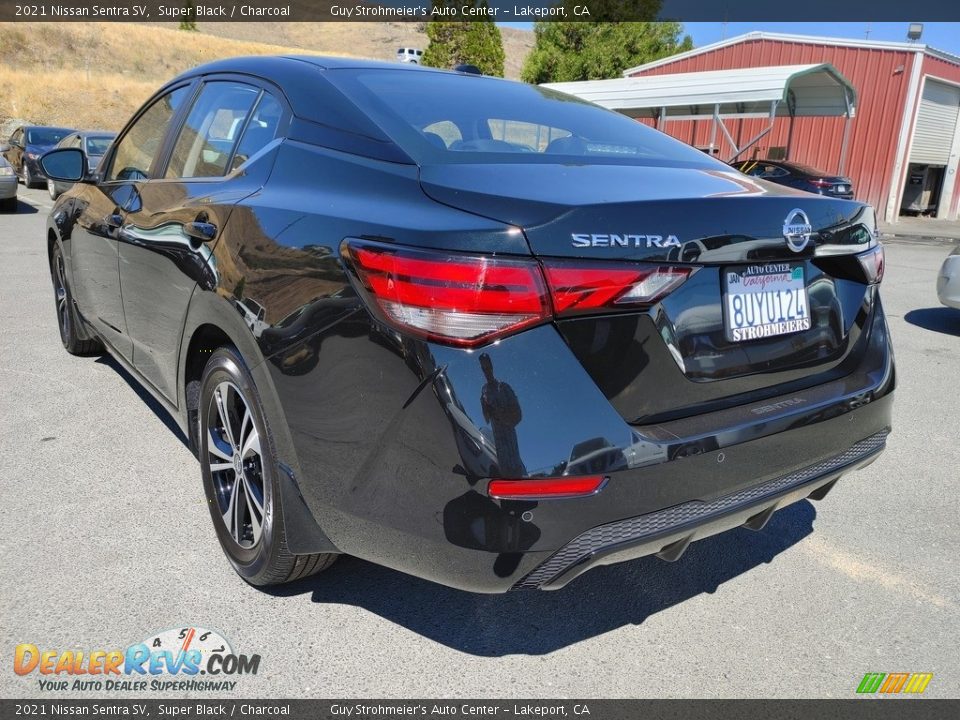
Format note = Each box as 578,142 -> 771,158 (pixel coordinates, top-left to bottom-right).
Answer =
14,627 -> 260,692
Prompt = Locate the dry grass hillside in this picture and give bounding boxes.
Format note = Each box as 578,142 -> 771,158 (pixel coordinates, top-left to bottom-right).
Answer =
149,21 -> 535,79
0,21 -> 533,135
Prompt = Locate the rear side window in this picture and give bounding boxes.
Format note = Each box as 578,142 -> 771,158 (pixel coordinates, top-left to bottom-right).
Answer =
165,81 -> 259,179
108,86 -> 190,181
229,92 -> 283,172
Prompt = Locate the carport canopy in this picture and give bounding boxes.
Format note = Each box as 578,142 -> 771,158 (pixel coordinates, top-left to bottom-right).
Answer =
542,63 -> 856,120
542,64 -> 857,168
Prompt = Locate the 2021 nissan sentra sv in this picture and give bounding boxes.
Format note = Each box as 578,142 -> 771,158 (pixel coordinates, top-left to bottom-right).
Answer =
41,56 -> 894,592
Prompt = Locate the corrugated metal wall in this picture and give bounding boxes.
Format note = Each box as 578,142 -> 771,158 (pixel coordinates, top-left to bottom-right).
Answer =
628,38 -> 915,215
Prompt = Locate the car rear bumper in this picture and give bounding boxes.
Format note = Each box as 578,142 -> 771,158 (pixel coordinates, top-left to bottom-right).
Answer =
266,292 -> 894,593
937,255 -> 960,309
517,431 -> 886,590
0,176 -> 17,199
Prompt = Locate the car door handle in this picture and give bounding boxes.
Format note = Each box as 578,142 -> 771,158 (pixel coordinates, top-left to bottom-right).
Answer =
105,213 -> 123,229
184,221 -> 217,245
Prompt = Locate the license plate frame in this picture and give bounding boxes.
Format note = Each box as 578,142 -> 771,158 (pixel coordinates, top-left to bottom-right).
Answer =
722,262 -> 811,343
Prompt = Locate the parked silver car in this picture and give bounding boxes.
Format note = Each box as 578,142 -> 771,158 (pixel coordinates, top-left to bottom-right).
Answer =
937,246 -> 960,309
46,130 -> 116,200
0,156 -> 17,211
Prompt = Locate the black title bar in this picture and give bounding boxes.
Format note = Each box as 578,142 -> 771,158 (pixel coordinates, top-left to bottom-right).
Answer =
1,0 -> 959,22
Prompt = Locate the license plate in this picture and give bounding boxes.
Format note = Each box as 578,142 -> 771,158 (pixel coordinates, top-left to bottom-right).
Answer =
723,263 -> 811,342
835,185 -> 847,193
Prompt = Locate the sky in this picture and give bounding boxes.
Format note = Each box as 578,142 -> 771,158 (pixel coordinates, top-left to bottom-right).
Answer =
498,22 -> 960,57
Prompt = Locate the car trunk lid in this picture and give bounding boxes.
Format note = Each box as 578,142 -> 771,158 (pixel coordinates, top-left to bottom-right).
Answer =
420,162 -> 880,422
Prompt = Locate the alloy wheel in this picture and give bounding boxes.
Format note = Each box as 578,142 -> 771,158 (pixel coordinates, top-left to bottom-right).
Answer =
54,253 -> 70,339
206,381 -> 265,549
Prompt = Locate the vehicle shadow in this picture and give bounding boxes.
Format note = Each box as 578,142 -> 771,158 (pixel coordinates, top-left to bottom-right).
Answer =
265,500 -> 817,656
94,354 -> 190,449
7,199 -> 39,214
904,307 -> 960,337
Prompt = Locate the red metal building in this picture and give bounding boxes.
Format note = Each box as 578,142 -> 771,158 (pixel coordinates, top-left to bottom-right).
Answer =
623,32 -> 960,222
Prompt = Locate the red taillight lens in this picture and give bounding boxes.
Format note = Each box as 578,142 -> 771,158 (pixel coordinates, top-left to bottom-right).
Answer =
488,476 -> 606,500
542,260 -> 692,316
344,240 -> 693,347
810,179 -> 833,189
343,241 -> 551,347
857,244 -> 884,284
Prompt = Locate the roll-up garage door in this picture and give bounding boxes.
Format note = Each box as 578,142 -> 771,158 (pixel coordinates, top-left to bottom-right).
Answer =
910,79 -> 960,165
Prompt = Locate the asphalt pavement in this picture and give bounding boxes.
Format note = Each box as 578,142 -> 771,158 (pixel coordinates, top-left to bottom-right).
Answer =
1,185 -> 958,699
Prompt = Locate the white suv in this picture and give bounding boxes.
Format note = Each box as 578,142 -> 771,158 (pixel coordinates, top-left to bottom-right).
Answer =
397,48 -> 423,64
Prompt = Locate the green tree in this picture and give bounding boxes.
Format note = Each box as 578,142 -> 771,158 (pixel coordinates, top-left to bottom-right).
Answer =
421,2 -> 505,77
179,1 -> 197,31
522,21 -> 693,84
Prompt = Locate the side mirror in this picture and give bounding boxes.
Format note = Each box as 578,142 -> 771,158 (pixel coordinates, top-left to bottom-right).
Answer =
40,148 -> 87,183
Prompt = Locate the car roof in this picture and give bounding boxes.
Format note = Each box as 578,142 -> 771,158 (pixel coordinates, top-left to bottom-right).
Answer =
169,54 -> 434,82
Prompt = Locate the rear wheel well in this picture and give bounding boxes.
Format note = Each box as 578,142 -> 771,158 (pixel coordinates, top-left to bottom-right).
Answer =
183,324 -> 234,455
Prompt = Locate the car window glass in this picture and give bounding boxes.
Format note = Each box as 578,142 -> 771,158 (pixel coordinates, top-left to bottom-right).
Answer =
487,119 -> 571,153
332,70 -> 719,168
108,86 -> 190,182
422,121 -> 461,149
27,128 -> 70,145
86,137 -> 113,155
228,92 -> 283,172
166,82 -> 259,179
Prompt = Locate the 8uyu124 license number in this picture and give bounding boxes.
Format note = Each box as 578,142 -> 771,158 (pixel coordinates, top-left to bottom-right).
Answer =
724,263 -> 811,342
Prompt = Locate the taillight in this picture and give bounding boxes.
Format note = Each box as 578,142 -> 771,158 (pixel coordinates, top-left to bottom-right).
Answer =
343,240 -> 551,347
343,240 -> 693,347
810,179 -> 833,189
857,244 -> 884,284
488,476 -> 606,500
542,260 -> 692,316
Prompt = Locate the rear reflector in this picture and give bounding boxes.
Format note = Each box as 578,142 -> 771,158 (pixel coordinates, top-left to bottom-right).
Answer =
543,260 -> 692,316
343,241 -> 551,347
488,476 -> 606,500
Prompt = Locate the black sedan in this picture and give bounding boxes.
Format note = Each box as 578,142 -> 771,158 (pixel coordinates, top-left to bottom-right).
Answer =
40,57 -> 893,592
2,125 -> 74,188
732,159 -> 855,199
47,130 -> 117,200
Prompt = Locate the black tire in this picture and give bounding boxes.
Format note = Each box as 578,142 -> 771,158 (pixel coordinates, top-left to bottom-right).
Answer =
0,196 -> 16,212
199,346 -> 336,586
50,243 -> 102,355
23,163 -> 37,189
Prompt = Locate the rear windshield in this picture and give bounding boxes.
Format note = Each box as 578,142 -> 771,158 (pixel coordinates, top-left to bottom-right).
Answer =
787,163 -> 830,177
27,128 -> 71,145
327,69 -> 721,168
85,136 -> 114,155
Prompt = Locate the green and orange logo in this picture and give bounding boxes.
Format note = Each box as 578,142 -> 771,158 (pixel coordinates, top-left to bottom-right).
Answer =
857,672 -> 933,695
